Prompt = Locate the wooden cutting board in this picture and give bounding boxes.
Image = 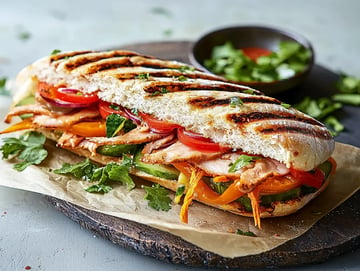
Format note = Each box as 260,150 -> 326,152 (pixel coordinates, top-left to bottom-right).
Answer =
47,41 -> 360,269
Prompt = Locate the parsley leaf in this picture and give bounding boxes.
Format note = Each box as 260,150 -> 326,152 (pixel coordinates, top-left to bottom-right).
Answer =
236,229 -> 257,237
0,132 -> 48,171
142,183 -> 172,211
91,160 -> 135,191
228,155 -> 261,173
53,158 -> 98,181
230,96 -> 243,108
54,156 -> 135,193
204,41 -> 311,83
51,49 -> 62,55
0,77 -> 11,96
135,73 -> 150,80
106,114 -> 136,137
85,184 -> 113,193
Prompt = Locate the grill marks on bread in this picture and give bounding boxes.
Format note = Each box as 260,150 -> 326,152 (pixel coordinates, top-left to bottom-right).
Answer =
48,50 -> 261,95
47,51 -> 332,141
188,95 -> 329,139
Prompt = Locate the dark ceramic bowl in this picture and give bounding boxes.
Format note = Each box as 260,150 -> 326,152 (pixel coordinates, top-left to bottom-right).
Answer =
189,25 -> 315,95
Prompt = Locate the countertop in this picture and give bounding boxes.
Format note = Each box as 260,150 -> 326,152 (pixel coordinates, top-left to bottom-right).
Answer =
0,0 -> 359,270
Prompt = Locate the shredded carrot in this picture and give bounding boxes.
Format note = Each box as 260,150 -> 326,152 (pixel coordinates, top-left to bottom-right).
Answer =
179,166 -> 204,223
0,118 -> 34,135
248,188 -> 261,229
213,175 -> 228,183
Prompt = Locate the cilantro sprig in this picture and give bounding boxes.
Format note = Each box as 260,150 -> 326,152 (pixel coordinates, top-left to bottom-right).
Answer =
236,229 -> 257,237
204,41 -> 311,83
142,183 -> 172,211
54,156 -> 135,193
0,131 -> 48,171
294,73 -> 360,136
0,77 -> 11,96
106,114 -> 136,138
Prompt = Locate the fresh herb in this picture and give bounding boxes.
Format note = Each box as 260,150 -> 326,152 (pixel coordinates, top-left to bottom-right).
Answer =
177,65 -> 195,73
135,73 -> 150,81
106,114 -> 136,137
163,29 -> 173,37
18,31 -> 31,41
0,77 -> 11,96
109,104 -> 121,111
294,74 -> 360,136
336,74 -> 360,93
85,184 -> 113,193
142,183 -> 172,211
332,93 -> 360,106
91,159 -> 135,191
236,229 -> 257,237
151,7 -> 172,18
150,87 -> 169,96
53,158 -> 98,181
204,41 -> 311,83
228,155 -> 261,173
229,96 -> 243,108
175,184 -> 185,197
242,89 -> 255,95
323,116 -> 344,135
177,75 -> 188,81
281,102 -> 291,109
295,97 -> 342,120
0,131 -> 48,171
131,108 -> 139,115
51,49 -> 61,55
54,156 -> 135,193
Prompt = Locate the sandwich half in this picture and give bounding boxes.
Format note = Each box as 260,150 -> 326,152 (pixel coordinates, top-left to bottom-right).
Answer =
1,50 -> 336,228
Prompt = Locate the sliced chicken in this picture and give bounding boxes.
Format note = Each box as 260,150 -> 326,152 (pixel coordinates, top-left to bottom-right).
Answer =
85,125 -> 164,146
4,104 -> 54,123
141,140 -> 223,164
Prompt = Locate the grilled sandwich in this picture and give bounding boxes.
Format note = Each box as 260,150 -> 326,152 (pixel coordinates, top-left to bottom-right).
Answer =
1,50 -> 336,228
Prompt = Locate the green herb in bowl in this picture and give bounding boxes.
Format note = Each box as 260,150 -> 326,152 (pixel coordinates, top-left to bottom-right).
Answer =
204,41 -> 312,83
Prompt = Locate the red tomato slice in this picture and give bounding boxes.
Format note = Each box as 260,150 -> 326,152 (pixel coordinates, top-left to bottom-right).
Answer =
139,112 -> 180,134
99,101 -> 127,119
38,81 -> 59,100
38,82 -> 97,107
241,47 -> 272,61
177,128 -> 231,153
55,88 -> 99,104
289,168 -> 325,189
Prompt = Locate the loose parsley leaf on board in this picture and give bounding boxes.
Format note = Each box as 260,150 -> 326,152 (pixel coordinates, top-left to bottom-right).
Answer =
236,229 -> 257,237
0,131 -> 48,171
53,158 -> 98,181
142,183 -> 172,211
54,156 -> 135,193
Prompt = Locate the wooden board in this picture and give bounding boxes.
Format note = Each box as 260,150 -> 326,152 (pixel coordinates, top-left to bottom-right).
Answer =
47,41 -> 360,269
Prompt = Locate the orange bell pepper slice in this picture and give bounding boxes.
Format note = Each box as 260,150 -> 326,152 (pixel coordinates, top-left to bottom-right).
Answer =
67,121 -> 106,137
0,118 -> 34,135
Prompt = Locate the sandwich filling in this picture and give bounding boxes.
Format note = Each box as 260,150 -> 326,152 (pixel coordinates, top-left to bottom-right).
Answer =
1,79 -> 336,228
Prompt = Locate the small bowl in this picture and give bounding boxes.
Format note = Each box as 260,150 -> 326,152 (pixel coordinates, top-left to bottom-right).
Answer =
189,25 -> 315,95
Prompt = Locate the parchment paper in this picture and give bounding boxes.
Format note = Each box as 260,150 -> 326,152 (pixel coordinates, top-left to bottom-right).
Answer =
0,138 -> 359,258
